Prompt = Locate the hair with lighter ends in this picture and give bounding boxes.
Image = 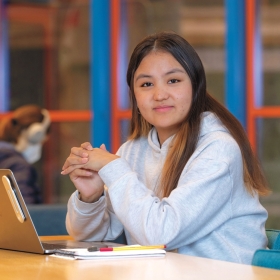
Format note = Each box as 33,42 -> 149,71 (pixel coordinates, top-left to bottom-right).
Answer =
126,31 -> 270,197
0,105 -> 46,144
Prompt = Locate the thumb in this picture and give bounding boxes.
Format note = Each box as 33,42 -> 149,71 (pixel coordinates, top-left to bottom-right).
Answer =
100,143 -> 107,151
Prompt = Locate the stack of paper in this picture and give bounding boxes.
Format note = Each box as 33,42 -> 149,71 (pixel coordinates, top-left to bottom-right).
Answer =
51,248 -> 166,260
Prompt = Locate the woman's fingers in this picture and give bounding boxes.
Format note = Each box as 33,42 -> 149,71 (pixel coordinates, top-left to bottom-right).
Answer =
62,156 -> 88,171
81,142 -> 93,150
62,142 -> 104,173
71,146 -> 89,158
61,146 -> 89,171
61,163 -> 86,175
68,168 -> 93,180
99,143 -> 107,151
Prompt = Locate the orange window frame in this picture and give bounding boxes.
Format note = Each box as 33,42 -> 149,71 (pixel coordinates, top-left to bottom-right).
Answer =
111,0 -> 131,153
246,0 -> 280,152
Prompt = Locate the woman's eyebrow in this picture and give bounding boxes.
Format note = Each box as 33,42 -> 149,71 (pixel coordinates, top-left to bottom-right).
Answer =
134,74 -> 152,82
165,68 -> 185,75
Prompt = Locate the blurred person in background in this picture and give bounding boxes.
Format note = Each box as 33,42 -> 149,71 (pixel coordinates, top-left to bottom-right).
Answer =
0,105 -> 51,204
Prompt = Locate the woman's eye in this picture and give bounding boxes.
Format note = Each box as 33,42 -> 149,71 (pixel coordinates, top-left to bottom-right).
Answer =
142,82 -> 153,87
168,79 -> 179,84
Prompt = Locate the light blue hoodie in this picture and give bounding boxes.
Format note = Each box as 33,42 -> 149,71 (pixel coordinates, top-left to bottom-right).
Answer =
66,112 -> 268,264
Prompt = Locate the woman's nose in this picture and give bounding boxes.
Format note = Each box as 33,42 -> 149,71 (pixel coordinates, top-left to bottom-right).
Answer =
153,85 -> 169,101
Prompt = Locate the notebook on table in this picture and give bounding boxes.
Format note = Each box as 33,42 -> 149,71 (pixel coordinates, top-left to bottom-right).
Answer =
0,169 -> 109,254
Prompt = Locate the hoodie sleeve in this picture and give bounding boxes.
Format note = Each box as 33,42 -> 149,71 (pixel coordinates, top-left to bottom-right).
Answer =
65,147 -> 126,242
66,189 -> 124,241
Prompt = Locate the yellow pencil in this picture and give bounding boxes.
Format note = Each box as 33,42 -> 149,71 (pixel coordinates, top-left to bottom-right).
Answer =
100,245 -> 166,252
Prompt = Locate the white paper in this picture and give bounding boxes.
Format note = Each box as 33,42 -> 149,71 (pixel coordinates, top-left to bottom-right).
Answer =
50,248 -> 166,260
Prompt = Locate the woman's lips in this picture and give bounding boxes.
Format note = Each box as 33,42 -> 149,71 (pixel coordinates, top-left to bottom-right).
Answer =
153,106 -> 173,113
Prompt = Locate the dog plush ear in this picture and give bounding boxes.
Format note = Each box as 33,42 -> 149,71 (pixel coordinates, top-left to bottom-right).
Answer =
0,117 -> 21,143
11,118 -> 18,126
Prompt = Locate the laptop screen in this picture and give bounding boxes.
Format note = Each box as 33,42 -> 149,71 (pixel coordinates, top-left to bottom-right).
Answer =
0,169 -> 45,254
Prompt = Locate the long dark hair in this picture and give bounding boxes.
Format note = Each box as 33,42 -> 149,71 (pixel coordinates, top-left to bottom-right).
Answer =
126,31 -> 269,197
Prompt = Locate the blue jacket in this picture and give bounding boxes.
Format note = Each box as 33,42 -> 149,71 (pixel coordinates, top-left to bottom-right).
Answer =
0,141 -> 42,204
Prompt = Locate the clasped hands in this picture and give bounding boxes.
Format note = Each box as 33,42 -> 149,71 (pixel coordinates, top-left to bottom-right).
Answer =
61,142 -> 119,203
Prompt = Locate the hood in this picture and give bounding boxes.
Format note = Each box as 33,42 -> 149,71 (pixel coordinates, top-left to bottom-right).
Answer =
146,112 -> 228,153
199,112 -> 229,138
147,128 -> 175,154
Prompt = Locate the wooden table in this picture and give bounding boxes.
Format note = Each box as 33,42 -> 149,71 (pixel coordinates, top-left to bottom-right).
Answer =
0,236 -> 280,280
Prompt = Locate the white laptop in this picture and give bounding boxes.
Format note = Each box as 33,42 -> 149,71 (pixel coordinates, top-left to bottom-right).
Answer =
0,169 -> 109,254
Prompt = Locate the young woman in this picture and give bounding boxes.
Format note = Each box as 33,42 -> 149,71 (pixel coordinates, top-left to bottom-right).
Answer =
62,32 -> 270,264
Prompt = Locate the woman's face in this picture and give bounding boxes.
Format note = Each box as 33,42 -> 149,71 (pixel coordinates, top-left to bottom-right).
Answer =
133,51 -> 192,144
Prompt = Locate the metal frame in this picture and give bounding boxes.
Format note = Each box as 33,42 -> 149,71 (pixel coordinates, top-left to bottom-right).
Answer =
90,0 -> 111,150
110,0 -> 131,153
225,0 -> 246,128
0,1 -> 9,111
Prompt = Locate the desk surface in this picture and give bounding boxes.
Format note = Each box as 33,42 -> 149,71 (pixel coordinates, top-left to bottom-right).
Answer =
0,236 -> 280,280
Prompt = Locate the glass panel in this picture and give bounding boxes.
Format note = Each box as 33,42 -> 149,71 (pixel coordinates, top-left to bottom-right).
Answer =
9,22 -> 45,109
258,118 -> 280,229
8,2 -> 90,110
259,0 -> 280,229
35,121 -> 90,203
261,1 -> 280,106
56,3 -> 90,110
7,1 -> 91,203
180,3 -> 225,103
